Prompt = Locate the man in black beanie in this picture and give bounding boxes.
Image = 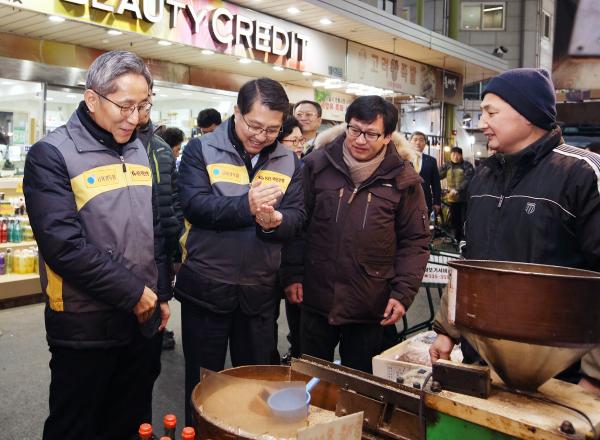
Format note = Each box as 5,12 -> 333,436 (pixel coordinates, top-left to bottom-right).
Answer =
429,68 -> 600,395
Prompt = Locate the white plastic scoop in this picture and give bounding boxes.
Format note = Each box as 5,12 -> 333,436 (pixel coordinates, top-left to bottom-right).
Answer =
267,360 -> 340,421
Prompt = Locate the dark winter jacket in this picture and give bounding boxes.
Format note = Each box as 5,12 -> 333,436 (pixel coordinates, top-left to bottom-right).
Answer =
282,134 -> 430,325
439,159 -> 474,203
23,102 -> 171,349
175,118 -> 305,314
139,122 -> 183,261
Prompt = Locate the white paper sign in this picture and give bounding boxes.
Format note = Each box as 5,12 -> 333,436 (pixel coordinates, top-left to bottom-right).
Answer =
447,268 -> 458,324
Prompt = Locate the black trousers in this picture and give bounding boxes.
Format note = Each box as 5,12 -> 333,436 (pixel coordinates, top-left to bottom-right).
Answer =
300,307 -> 384,374
42,330 -> 163,440
449,202 -> 466,241
284,299 -> 301,357
181,299 -> 276,426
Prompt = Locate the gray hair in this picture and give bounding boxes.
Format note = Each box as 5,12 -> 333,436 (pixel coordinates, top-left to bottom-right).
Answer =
86,51 -> 152,96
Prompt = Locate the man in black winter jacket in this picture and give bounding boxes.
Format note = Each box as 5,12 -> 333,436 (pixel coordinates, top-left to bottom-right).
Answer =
24,51 -> 172,440
430,68 -> 600,395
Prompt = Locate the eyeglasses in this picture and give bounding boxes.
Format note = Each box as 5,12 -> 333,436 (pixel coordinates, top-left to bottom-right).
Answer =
281,137 -> 306,146
295,111 -> 318,119
241,114 -> 281,138
94,91 -> 153,118
346,124 -> 383,142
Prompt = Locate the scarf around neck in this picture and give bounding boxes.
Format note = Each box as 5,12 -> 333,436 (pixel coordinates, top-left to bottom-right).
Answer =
342,139 -> 387,186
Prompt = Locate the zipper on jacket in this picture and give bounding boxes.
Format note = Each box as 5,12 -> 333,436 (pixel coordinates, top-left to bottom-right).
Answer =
362,192 -> 372,229
120,155 -> 127,172
335,188 -> 344,223
347,187 -> 358,204
497,195 -> 504,208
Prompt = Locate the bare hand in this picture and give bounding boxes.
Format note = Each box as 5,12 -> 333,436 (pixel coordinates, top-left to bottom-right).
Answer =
158,301 -> 170,332
284,283 -> 303,304
248,180 -> 283,215
380,298 -> 405,326
429,334 -> 455,364
133,286 -> 158,323
256,204 -> 283,230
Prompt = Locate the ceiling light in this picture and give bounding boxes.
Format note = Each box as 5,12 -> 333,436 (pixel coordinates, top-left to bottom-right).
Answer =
302,71 -> 312,76
320,17 -> 333,25
46,97 -> 54,101
273,66 -> 284,71
239,58 -> 252,64
201,49 -> 214,55
160,94 -> 168,98
67,94 -> 77,98
287,7 -> 300,14
158,40 -> 173,46
107,29 -> 122,36
49,15 -> 65,23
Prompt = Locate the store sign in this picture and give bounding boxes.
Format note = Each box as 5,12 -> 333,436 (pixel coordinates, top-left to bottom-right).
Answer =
347,42 -> 437,98
61,1 -> 309,61
314,89 -> 352,122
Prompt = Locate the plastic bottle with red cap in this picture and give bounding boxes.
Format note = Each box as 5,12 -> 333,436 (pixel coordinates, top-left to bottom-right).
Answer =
181,426 -> 195,440
163,414 -> 177,439
138,423 -> 154,440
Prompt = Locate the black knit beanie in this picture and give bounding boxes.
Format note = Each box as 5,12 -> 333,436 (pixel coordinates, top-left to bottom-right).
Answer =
482,68 -> 556,130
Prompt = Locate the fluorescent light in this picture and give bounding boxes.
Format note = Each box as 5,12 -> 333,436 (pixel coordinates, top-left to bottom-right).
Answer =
239,58 -> 252,64
302,71 -> 312,76
201,49 -> 214,55
287,7 -> 300,14
320,17 -> 333,25
49,15 -> 65,23
483,6 -> 503,12
107,29 -> 122,36
273,66 -> 284,71
46,97 -> 54,101
158,40 -> 172,46
67,94 -> 77,98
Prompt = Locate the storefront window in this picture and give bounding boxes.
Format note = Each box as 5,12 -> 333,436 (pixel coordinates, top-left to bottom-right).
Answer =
461,2 -> 505,31
0,78 -> 44,176
151,84 -> 236,141
45,87 -> 84,134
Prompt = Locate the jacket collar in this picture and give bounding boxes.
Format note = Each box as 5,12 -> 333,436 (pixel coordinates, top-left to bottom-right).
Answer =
67,101 -> 140,153
319,134 -> 422,189
484,126 -> 563,173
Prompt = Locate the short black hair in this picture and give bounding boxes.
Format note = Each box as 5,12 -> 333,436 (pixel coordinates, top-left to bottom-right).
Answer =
197,108 -> 222,129
237,77 -> 289,116
277,116 -> 302,142
345,96 -> 398,136
410,131 -> 426,140
587,142 -> 600,154
451,146 -> 463,155
161,127 -> 185,149
293,100 -> 322,117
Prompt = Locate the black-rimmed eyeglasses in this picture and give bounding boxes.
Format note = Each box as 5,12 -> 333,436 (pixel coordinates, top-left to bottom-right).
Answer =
346,124 -> 383,142
94,91 -> 152,118
241,114 -> 281,138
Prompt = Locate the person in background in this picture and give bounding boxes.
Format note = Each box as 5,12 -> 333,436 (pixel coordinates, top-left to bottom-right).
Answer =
586,142 -> 600,154
438,147 -> 474,241
197,108 -> 222,135
161,127 -> 185,159
410,131 -> 442,216
282,95 -> 430,373
293,100 -> 322,156
278,115 -> 304,159
138,99 -> 184,352
23,50 -> 171,440
176,78 -> 305,424
429,68 -> 600,396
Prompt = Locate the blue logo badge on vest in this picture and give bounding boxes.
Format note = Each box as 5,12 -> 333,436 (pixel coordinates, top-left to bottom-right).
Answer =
87,175 -> 95,185
213,168 -> 220,176
525,202 -> 536,214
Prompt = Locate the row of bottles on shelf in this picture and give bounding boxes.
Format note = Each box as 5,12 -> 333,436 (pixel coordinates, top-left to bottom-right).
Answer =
138,414 -> 195,439
0,216 -> 34,243
0,246 -> 38,275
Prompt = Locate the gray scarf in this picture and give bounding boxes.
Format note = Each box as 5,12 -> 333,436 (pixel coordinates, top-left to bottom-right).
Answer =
342,141 -> 387,186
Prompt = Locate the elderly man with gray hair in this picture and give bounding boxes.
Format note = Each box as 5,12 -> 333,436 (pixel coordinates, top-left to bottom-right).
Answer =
24,51 -> 171,439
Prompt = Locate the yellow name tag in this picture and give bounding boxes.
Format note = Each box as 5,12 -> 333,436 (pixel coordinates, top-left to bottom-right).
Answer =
207,163 -> 250,186
253,170 -> 291,193
83,167 -> 121,188
128,165 -> 152,183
